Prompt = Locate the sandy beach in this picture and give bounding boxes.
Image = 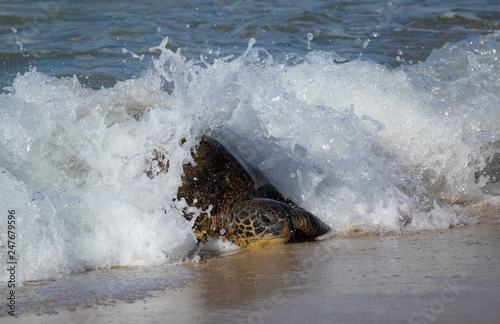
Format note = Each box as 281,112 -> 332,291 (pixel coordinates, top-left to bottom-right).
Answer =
7,215 -> 499,324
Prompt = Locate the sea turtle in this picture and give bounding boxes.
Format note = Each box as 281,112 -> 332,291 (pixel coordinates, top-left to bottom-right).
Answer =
173,135 -> 330,248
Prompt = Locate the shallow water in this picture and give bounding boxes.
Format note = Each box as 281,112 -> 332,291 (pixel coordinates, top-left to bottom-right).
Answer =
9,221 -> 500,322
0,0 -> 499,285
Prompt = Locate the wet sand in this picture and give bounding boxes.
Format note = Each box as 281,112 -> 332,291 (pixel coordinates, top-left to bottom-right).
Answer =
11,219 -> 500,324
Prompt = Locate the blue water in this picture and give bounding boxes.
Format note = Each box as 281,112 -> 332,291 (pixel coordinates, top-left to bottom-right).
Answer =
0,0 -> 499,286
1,0 -> 498,89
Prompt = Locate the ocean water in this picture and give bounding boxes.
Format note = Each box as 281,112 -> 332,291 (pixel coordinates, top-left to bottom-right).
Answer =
0,0 -> 499,287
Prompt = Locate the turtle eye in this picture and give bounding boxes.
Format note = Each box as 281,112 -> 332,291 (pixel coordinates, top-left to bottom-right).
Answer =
258,213 -> 273,225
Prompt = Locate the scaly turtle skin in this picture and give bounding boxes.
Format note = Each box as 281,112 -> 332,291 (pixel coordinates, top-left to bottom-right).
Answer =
175,135 -> 330,248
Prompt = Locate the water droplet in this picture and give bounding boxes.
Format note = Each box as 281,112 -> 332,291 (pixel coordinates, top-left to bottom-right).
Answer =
307,33 -> 313,50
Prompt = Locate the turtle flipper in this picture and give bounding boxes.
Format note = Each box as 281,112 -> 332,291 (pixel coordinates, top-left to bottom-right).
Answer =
286,199 -> 330,240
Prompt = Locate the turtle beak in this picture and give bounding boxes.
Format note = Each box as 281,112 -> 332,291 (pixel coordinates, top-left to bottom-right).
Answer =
269,218 -> 294,238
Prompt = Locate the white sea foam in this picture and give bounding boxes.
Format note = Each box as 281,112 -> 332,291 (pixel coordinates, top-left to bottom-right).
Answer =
1,32 -> 499,281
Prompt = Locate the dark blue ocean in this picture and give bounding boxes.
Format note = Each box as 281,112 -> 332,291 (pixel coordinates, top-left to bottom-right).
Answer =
1,0 -> 498,89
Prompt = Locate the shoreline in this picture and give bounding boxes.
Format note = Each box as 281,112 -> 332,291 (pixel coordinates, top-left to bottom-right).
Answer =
7,219 -> 500,324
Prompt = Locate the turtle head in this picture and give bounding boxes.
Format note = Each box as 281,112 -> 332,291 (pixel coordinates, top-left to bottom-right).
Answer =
228,198 -> 294,248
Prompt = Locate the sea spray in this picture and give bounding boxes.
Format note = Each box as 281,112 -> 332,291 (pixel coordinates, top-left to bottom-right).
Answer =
0,33 -> 499,281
